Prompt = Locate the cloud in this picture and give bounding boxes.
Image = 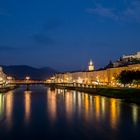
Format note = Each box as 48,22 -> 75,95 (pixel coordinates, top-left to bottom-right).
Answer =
86,0 -> 140,22
122,0 -> 140,21
86,5 -> 118,20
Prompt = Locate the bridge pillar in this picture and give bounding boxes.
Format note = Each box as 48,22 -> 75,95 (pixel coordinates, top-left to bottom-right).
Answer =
26,84 -> 30,91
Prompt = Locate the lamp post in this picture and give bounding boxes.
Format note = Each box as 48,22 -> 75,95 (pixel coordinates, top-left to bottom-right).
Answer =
25,76 -> 30,81
25,76 -> 30,84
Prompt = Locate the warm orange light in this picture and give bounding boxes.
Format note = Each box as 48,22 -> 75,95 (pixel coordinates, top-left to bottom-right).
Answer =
7,76 -> 13,80
25,76 -> 30,80
24,91 -> 31,123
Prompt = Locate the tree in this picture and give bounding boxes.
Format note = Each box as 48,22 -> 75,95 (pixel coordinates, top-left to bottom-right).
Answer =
106,60 -> 114,68
117,70 -> 140,87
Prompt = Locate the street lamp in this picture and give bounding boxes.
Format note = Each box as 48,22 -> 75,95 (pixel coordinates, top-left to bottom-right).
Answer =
0,77 -> 3,81
25,76 -> 30,80
7,76 -> 13,80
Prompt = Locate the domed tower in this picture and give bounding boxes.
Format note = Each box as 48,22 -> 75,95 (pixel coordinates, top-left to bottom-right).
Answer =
88,60 -> 94,71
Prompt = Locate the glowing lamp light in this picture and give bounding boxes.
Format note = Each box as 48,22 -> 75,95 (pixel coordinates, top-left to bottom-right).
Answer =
0,77 -> 3,81
25,76 -> 30,80
77,77 -> 83,84
92,81 -> 98,85
7,76 -> 13,80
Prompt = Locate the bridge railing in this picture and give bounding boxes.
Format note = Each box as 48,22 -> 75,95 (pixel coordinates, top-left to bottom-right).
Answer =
10,80 -> 46,84
50,83 -> 98,89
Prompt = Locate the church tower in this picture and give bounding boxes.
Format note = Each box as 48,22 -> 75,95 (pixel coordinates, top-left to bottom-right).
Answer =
88,60 -> 94,71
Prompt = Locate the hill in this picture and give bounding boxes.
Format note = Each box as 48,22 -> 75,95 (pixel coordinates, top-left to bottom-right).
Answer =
2,65 -> 57,80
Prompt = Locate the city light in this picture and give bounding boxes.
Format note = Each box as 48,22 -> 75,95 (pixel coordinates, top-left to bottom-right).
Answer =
7,76 -> 13,80
25,76 -> 30,80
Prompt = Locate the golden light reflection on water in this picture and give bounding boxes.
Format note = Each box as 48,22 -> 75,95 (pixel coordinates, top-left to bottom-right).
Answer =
85,94 -> 89,112
94,96 -> 101,121
47,89 -> 57,124
132,105 -> 139,126
101,97 -> 105,119
65,92 -> 73,121
48,89 -> 122,126
24,91 -> 31,124
77,92 -> 82,114
110,99 -> 120,129
0,87 -> 139,134
47,89 -> 140,128
5,91 -> 14,129
84,94 -> 89,120
0,94 -> 4,120
73,91 -> 76,108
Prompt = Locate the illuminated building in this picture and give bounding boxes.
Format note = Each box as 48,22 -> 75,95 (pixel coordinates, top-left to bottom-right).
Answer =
123,51 -> 140,59
0,67 -> 7,87
88,60 -> 94,71
49,63 -> 140,86
48,52 -> 140,86
113,51 -> 140,68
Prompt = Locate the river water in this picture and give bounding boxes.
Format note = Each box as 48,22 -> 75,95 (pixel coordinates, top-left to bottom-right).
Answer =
0,86 -> 140,140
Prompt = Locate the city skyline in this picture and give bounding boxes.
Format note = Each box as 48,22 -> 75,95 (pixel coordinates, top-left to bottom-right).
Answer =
0,1 -> 140,140
0,0 -> 140,71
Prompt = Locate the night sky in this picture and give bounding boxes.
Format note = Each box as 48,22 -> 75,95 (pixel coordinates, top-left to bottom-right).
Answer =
0,0 -> 140,71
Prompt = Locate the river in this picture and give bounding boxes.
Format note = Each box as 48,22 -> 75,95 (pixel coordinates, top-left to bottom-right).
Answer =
0,85 -> 140,140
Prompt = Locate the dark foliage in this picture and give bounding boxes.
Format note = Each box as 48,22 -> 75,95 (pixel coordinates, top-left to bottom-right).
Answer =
118,70 -> 140,86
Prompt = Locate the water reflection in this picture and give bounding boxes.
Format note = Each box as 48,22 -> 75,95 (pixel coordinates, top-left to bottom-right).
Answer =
47,89 -> 57,125
101,97 -> 105,120
0,94 -> 4,120
65,91 -> 73,122
132,105 -> 139,126
47,88 -> 140,129
94,96 -> 101,121
0,87 -> 139,140
5,91 -> 14,129
24,91 -> 31,124
110,99 -> 120,129
77,92 -> 82,114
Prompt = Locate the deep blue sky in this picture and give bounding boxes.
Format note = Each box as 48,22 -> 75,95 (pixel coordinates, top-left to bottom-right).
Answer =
0,0 -> 140,71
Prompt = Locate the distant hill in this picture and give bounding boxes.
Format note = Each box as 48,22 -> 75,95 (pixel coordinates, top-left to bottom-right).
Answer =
1,65 -> 57,80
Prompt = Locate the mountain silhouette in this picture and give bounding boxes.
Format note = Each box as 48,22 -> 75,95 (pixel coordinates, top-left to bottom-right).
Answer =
2,65 -> 57,80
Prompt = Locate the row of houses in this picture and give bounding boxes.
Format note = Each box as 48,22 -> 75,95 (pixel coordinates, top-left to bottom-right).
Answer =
0,67 -> 14,88
48,64 -> 140,86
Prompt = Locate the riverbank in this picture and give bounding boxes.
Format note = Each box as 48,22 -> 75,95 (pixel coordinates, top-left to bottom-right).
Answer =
97,88 -> 140,104
50,84 -> 140,104
0,86 -> 18,93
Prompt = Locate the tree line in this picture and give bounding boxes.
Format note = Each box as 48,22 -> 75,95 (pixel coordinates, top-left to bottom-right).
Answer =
117,70 -> 140,87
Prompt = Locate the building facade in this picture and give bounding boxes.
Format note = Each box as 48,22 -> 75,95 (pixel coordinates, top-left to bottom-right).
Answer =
51,64 -> 140,86
123,51 -> 140,59
88,60 -> 94,71
0,67 -> 8,87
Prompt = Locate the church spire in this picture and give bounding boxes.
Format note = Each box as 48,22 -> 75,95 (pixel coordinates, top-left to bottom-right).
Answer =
88,60 -> 94,71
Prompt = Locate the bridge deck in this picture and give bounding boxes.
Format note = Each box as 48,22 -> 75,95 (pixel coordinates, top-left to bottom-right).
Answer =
11,80 -> 46,85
